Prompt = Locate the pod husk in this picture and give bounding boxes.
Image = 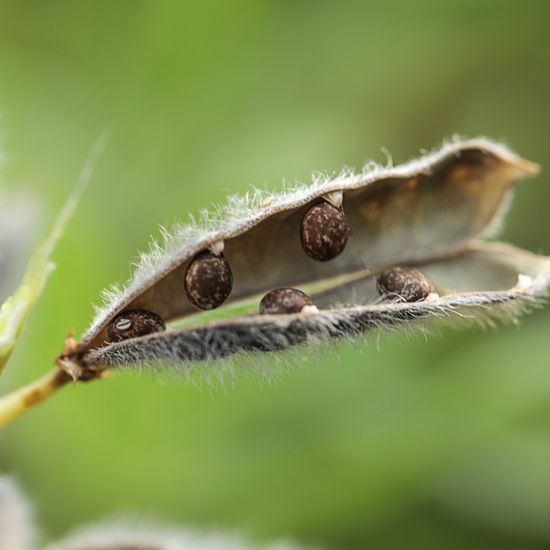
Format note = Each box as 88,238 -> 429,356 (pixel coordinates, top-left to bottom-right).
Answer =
57,137 -> 548,377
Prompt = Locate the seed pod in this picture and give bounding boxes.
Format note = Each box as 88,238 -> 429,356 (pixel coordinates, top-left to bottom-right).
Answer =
107,309 -> 165,343
184,250 -> 233,310
259,288 -> 314,315
301,200 -> 351,262
54,138 -> 550,379
377,267 -> 435,302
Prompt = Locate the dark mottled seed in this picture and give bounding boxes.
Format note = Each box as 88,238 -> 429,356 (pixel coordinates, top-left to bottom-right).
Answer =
184,250 -> 233,310
301,200 -> 351,262
259,288 -> 313,315
107,309 -> 166,343
377,267 -> 435,302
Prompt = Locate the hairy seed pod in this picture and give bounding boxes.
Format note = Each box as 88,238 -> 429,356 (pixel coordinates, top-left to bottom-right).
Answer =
184,250 -> 233,310
377,266 -> 435,302
57,138 -> 549,378
107,309 -> 166,342
301,200 -> 351,262
259,288 -> 314,315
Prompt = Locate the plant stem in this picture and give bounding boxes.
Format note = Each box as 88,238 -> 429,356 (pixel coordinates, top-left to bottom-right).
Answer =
0,368 -> 71,428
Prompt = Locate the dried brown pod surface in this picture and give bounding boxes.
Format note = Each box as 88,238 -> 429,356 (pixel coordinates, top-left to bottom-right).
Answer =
377,267 -> 435,302
184,251 -> 233,310
55,138 -> 550,376
259,288 -> 313,314
301,201 -> 351,261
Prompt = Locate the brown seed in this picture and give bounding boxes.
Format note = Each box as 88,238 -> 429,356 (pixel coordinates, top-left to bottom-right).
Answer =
377,267 -> 435,302
259,288 -> 313,315
184,250 -> 233,310
107,309 -> 166,343
300,200 -> 351,262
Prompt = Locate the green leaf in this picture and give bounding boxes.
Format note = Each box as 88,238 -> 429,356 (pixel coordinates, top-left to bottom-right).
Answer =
0,134 -> 107,377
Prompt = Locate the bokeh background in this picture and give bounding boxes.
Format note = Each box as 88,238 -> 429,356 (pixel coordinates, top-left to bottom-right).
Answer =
1,1 -> 550,548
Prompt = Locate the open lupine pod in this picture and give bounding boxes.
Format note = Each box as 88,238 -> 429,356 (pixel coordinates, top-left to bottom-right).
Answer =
56,138 -> 550,380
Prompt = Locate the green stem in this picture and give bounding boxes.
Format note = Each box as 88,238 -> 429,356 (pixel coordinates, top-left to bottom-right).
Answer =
0,368 -> 71,428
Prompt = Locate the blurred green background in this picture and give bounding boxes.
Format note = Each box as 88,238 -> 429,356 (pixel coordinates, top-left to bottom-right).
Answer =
1,1 -> 550,548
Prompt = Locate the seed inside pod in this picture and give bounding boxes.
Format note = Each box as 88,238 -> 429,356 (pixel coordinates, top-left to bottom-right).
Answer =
184,250 -> 233,310
377,266 -> 435,302
107,309 -> 166,343
300,199 -> 351,262
259,287 -> 314,315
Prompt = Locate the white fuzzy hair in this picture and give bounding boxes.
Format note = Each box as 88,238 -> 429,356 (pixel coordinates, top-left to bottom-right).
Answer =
44,521 -> 312,550
0,476 -> 35,550
0,477 -> 311,550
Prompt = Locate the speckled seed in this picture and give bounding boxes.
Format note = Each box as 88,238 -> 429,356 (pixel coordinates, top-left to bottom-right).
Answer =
184,250 -> 233,310
107,309 -> 166,343
259,288 -> 313,315
301,200 -> 351,262
377,267 -> 435,302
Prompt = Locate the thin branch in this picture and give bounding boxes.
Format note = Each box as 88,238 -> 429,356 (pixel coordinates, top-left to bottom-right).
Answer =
0,368 -> 71,428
